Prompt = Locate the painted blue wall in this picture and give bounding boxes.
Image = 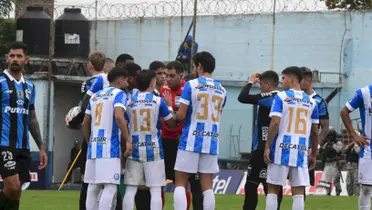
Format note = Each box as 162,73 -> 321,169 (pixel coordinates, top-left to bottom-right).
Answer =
86,11 -> 372,158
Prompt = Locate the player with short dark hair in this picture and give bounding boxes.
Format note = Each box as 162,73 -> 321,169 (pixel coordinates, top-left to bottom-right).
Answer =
149,61 -> 167,94
83,67 -> 131,210
0,41 -> 47,210
123,63 -> 142,98
300,67 -> 330,199
172,52 -> 227,210
264,66 -> 319,210
123,70 -> 176,210
116,54 -> 134,68
238,70 -> 283,210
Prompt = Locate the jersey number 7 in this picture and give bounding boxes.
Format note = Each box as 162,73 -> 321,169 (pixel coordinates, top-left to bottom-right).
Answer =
196,93 -> 224,123
94,103 -> 104,126
287,107 -> 308,135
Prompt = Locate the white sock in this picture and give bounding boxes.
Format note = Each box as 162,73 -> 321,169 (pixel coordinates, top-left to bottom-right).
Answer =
98,184 -> 117,210
359,185 -> 372,210
292,195 -> 304,210
86,184 -> 101,210
122,186 -> 138,210
203,189 -> 215,210
265,193 -> 278,210
150,187 -> 162,210
174,186 -> 187,210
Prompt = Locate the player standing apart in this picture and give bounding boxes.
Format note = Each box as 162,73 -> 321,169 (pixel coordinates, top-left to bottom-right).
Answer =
238,71 -> 283,210
82,68 -> 132,210
264,66 -> 319,210
0,42 -> 47,210
340,85 -> 372,210
172,52 -> 227,210
123,70 -> 176,210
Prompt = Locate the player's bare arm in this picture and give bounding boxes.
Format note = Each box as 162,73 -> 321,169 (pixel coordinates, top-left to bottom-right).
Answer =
340,106 -> 370,146
264,116 -> 281,165
318,119 -> 329,146
114,107 -> 132,157
29,110 -> 48,170
175,103 -> 188,124
309,124 -> 319,170
82,114 -> 92,144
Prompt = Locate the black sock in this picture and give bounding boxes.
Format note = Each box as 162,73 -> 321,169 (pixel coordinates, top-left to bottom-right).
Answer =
277,186 -> 283,210
5,199 -> 19,210
0,191 -> 8,208
243,181 -> 259,210
79,183 -> 88,210
189,176 -> 203,210
135,189 -> 151,210
115,189 -> 122,210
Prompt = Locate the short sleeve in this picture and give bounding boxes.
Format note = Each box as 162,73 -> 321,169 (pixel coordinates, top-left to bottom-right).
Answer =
318,100 -> 329,120
311,103 -> 319,124
87,76 -> 103,96
85,102 -> 91,115
269,95 -> 283,117
179,81 -> 192,106
29,84 -> 36,110
346,89 -> 363,112
113,91 -> 127,110
222,95 -> 227,108
159,98 -> 172,121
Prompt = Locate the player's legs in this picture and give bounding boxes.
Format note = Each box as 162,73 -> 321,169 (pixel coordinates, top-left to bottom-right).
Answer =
288,166 -> 309,210
189,173 -> 203,210
86,184 -> 101,210
262,181 -> 283,210
265,164 -> 289,210
134,186 -> 151,210
358,158 -> 372,210
174,150 -> 199,210
198,153 -> 219,210
143,159 -> 166,210
98,184 -> 117,210
123,159 -> 145,210
79,140 -> 88,210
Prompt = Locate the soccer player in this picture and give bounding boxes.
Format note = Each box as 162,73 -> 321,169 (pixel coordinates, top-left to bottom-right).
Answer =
82,67 -> 132,210
104,58 -> 116,73
340,85 -> 372,210
161,61 -> 204,210
299,67 -> 330,198
264,66 -> 319,210
149,61 -> 167,93
0,41 -> 48,209
115,54 -> 134,68
123,63 -> 142,99
123,70 -> 176,210
237,71 -> 283,210
172,51 -> 227,210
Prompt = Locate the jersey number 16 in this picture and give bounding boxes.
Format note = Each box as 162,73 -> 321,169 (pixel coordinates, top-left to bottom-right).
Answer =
287,107 -> 308,135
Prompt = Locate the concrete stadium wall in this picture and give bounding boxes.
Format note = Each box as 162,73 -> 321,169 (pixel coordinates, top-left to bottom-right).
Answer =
90,11 -> 372,157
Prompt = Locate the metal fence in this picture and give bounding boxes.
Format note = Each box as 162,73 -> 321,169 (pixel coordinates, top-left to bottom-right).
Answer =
54,0 -> 328,19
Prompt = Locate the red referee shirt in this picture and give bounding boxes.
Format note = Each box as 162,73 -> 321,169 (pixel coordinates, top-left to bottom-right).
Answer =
160,80 -> 186,140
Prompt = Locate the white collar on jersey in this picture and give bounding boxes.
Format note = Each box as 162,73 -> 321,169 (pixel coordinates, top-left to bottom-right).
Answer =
310,89 -> 317,98
3,69 -> 25,84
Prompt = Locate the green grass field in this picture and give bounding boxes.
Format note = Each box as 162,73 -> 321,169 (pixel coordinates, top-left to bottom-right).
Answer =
18,190 -> 359,210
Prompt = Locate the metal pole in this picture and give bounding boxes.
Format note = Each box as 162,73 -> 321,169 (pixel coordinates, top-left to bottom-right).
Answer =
190,0 -> 197,72
46,0 -> 55,184
94,0 -> 98,50
270,0 -> 277,70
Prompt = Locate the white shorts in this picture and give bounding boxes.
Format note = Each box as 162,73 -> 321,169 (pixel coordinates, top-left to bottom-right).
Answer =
124,159 -> 166,187
359,158 -> 372,185
84,158 -> 121,185
266,163 -> 309,187
174,149 -> 219,174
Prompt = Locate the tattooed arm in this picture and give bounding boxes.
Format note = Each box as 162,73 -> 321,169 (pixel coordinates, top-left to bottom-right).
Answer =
29,110 -> 48,169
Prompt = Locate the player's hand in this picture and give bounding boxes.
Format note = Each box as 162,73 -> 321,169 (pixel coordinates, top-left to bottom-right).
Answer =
124,141 -> 132,158
163,91 -> 173,107
352,134 -> 370,147
308,155 -> 316,171
65,115 -> 71,128
264,146 -> 271,165
249,73 -> 260,84
38,147 -> 48,170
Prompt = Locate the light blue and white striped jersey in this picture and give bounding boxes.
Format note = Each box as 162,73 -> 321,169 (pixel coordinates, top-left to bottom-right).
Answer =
345,85 -> 372,159
85,87 -> 128,159
126,92 -> 172,162
178,77 -> 227,155
86,73 -> 110,97
269,89 -> 319,168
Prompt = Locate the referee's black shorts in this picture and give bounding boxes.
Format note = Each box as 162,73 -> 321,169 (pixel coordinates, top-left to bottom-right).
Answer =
162,138 -> 179,181
0,147 -> 31,183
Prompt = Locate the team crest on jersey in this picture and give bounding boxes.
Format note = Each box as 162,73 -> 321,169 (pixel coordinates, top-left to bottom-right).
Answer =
259,168 -> 267,179
113,173 -> 120,180
25,89 -> 31,100
17,90 -> 24,99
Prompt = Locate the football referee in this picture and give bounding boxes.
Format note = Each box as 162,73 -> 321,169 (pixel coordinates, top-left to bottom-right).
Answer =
0,42 -> 48,210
